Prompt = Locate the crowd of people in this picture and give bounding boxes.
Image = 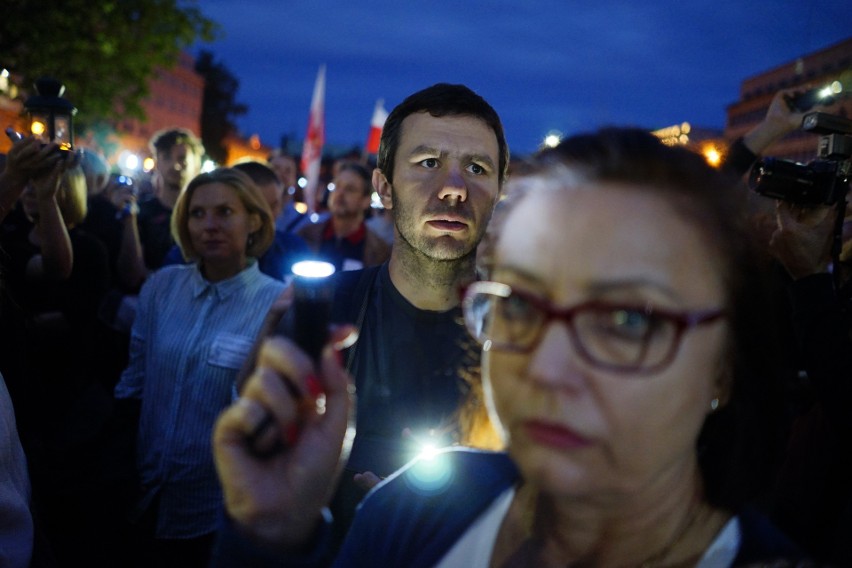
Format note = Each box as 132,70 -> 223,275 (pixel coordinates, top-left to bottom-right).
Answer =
0,77 -> 849,567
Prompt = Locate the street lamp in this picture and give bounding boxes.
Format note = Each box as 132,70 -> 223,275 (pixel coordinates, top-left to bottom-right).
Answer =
23,77 -> 77,152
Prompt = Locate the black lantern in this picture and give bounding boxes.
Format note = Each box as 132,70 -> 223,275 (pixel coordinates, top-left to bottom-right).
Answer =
23,77 -> 77,151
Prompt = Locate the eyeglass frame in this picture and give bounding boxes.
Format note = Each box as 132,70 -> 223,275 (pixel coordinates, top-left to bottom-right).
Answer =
461,280 -> 726,375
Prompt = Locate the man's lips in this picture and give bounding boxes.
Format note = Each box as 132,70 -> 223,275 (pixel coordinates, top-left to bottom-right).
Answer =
522,420 -> 593,449
426,216 -> 470,232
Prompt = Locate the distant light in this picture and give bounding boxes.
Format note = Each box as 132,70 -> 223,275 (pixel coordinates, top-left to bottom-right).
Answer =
120,151 -> 139,171
294,202 -> 308,214
823,81 -> 842,97
201,159 -> 217,173
309,212 -> 321,223
249,134 -> 261,150
327,182 -> 336,192
143,157 -> 155,172
0,69 -> 9,78
703,145 -> 722,167
298,176 -> 308,188
542,130 -> 562,149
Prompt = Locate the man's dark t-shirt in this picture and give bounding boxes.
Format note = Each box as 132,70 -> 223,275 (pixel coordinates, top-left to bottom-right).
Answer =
335,263 -> 475,476
328,263 -> 478,544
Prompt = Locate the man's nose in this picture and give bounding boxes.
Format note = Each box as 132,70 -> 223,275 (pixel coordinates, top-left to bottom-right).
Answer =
437,166 -> 467,203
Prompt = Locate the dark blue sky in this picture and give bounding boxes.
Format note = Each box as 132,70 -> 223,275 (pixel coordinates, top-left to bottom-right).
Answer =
195,1 -> 851,156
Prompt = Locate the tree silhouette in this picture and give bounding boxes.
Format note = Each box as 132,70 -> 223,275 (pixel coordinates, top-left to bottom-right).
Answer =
194,50 -> 247,164
1,0 -> 217,130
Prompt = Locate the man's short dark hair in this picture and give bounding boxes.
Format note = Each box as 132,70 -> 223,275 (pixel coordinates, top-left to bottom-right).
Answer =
149,127 -> 205,159
377,83 -> 509,187
234,160 -> 281,188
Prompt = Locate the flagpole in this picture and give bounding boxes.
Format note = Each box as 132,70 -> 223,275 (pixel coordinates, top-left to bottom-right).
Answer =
301,64 -> 326,213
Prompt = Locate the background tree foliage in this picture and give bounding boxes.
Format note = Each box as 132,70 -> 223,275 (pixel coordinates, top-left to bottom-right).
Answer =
1,0 -> 219,131
195,50 -> 247,164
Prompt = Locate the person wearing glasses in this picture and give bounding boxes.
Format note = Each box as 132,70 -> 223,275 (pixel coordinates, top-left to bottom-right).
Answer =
210,128 -> 805,566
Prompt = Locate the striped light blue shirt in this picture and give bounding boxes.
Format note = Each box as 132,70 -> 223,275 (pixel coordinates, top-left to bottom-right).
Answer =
115,261 -> 285,538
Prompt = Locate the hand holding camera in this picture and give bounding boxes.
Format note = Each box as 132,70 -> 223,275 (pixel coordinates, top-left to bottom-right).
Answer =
2,129 -> 70,198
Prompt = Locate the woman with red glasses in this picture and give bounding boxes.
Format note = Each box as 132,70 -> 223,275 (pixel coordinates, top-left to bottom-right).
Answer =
210,128 -> 806,566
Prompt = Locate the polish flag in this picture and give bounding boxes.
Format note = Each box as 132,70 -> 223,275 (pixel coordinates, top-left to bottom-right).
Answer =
364,99 -> 388,155
301,64 -> 326,213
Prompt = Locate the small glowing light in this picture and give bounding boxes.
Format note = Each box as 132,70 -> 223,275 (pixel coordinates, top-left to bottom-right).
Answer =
418,443 -> 439,461
30,121 -> 46,136
201,159 -> 216,173
680,122 -> 691,135
143,157 -> 155,172
121,152 -> 139,170
292,260 -> 335,278
678,134 -> 689,144
298,177 -> 308,188
542,130 -> 562,149
0,69 -> 9,78
406,447 -> 453,496
294,202 -> 308,214
828,80 -> 842,95
309,212 -> 321,223
327,182 -> 336,192
249,134 -> 261,150
703,146 -> 722,167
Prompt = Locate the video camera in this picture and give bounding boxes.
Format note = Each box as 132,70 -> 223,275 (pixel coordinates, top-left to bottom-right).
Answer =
749,112 -> 851,206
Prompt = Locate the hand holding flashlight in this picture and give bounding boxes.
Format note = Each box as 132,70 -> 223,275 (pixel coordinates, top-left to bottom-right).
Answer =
243,261 -> 338,458
213,259 -> 356,548
213,319 -> 356,549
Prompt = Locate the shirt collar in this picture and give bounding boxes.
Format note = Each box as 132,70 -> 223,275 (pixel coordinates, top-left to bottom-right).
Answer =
190,259 -> 261,300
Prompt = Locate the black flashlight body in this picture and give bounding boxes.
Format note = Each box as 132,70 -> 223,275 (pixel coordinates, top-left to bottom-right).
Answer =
246,267 -> 335,459
274,274 -> 334,363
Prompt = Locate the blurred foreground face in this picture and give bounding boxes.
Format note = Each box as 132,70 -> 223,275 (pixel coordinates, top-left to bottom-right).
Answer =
483,183 -> 729,499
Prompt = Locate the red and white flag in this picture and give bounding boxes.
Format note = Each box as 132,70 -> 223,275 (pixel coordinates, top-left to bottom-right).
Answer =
364,98 -> 388,155
301,64 -> 326,213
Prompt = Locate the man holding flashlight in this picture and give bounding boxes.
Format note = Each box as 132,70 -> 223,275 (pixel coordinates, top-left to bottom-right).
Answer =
213,82 -> 509,557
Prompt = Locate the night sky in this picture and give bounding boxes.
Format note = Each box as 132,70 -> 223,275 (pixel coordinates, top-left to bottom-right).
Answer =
194,0 -> 851,156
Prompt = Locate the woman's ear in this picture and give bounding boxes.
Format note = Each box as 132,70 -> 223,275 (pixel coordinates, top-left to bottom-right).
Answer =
248,212 -> 262,234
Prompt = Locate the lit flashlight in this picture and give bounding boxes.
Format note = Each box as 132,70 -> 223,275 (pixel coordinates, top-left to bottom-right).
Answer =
246,260 -> 336,458
275,260 -> 336,362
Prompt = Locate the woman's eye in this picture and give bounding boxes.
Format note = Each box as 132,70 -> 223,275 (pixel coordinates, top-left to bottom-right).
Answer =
607,309 -> 656,339
499,293 -> 537,322
421,158 -> 439,169
467,163 -> 486,175
189,209 -> 204,218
